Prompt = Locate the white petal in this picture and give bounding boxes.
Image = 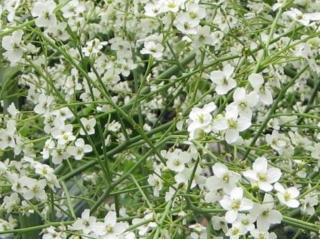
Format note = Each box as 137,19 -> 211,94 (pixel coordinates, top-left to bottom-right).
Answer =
253,157 -> 268,173
267,167 -> 282,183
205,176 -> 222,191
287,187 -> 300,198
212,163 -> 228,177
225,210 -> 238,223
210,71 -> 224,84
269,210 -> 282,224
237,117 -> 251,131
258,182 -> 273,192
204,102 -> 217,113
287,199 -> 299,208
240,198 -> 253,211
223,64 -> 234,78
225,129 -> 239,144
231,187 -> 243,199
104,211 -> 117,226
274,182 -> 284,193
219,197 -> 232,210
248,73 -> 263,89
233,88 -> 246,102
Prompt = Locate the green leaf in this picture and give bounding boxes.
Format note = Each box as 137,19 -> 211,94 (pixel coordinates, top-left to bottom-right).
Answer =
19,213 -> 42,239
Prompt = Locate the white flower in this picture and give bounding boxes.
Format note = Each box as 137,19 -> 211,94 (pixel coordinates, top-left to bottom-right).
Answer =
187,102 -> 216,139
70,209 -> 97,235
174,12 -> 199,35
249,194 -> 282,231
82,38 -> 108,57
213,111 -> 251,144
0,126 -> 16,149
141,41 -> 164,60
148,174 -> 163,197
226,222 -> 246,239
2,193 -> 20,213
61,0 -> 86,18
211,216 -> 228,233
31,0 -> 57,28
42,226 -> 66,239
250,229 -> 277,239
205,162 -> 240,193
236,213 -> 255,234
80,117 -> 96,135
163,149 -> 192,172
1,30 -> 24,65
210,64 -> 237,95
34,94 -> 54,115
191,26 -> 222,48
227,87 -> 259,119
34,162 -> 60,188
219,187 -> 253,223
7,103 -> 19,117
95,211 -> 129,238
243,157 -> 282,192
301,191 -> 319,216
248,73 -> 273,105
52,124 -> 75,146
132,212 -> 156,237
20,177 -> 47,201
265,130 -> 293,156
160,0 -> 186,13
67,138 -> 92,160
107,120 -> 121,132
274,183 -> 300,208
285,8 -> 320,26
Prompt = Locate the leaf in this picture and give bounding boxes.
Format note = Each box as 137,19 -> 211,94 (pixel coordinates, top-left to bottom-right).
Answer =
0,66 -> 21,111
19,213 -> 42,239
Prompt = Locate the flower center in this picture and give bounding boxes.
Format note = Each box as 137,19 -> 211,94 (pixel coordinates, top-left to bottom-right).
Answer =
257,172 -> 267,181
284,192 -> 291,201
231,200 -> 241,210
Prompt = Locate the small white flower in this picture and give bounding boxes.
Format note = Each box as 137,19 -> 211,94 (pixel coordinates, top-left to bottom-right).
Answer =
250,229 -> 277,239
227,87 -> 259,119
163,149 -> 192,172
82,38 -> 108,57
213,111 -> 251,144
301,191 -> 319,216
34,94 -> 54,115
2,30 -> 24,65
160,0 -> 186,13
188,102 -> 216,139
80,117 -> 96,135
248,73 -> 273,105
243,157 -> 282,192
31,0 -> 57,28
210,64 -> 237,95
21,177 -> 47,201
42,226 -> 67,239
250,194 -> 282,231
70,209 -> 97,235
205,162 -> 240,193
285,8 -> 320,26
148,174 -> 163,197
274,183 -> 300,208
95,211 -> 129,238
140,35 -> 164,60
67,138 -> 92,160
219,187 -> 253,223
226,222 -> 245,239
174,12 -> 199,35
52,124 -> 75,146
